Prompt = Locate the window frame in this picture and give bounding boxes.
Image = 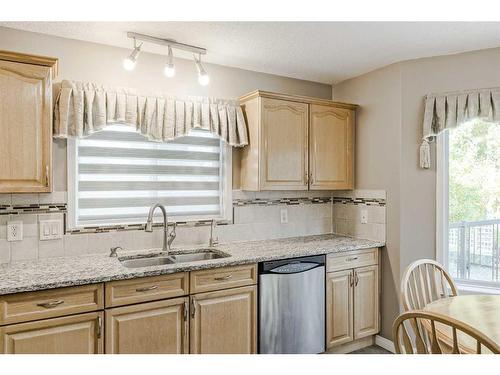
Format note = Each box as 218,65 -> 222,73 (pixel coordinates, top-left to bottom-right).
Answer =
66,128 -> 232,230
437,127 -> 500,292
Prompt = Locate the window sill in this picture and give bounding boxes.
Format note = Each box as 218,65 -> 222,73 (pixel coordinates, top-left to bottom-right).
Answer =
456,282 -> 500,295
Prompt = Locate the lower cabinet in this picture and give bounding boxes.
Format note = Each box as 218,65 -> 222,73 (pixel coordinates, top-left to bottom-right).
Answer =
353,265 -> 379,339
190,285 -> 257,354
326,269 -> 354,347
0,312 -> 103,354
105,297 -> 189,354
326,254 -> 379,349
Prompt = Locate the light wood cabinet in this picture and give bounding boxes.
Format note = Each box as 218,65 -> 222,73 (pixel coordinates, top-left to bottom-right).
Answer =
239,90 -> 356,191
0,312 -> 103,354
0,51 -> 58,193
190,285 -> 257,354
105,297 -> 188,354
353,265 -> 379,339
326,270 -> 353,347
326,250 -> 380,349
309,104 -> 354,190
260,98 -> 309,190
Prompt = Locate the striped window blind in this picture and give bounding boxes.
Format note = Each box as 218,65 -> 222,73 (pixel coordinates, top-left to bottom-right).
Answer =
71,124 -> 227,227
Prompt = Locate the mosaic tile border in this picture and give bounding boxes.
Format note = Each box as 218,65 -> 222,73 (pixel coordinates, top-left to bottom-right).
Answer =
233,197 -> 333,206
332,197 -> 386,206
0,203 -> 67,215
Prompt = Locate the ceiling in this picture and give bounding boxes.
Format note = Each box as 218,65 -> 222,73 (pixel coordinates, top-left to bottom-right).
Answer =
3,22 -> 500,84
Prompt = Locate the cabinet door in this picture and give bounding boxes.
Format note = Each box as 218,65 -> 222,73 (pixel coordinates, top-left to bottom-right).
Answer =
190,285 -> 257,354
0,59 -> 53,193
309,104 -> 354,190
353,265 -> 379,339
0,312 -> 103,354
326,270 -> 354,348
105,297 -> 188,354
260,98 -> 308,190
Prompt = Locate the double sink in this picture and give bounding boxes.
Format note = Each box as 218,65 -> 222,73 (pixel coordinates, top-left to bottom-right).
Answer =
119,248 -> 231,268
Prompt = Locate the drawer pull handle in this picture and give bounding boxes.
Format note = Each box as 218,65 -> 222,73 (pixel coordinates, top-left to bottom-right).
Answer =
214,275 -> 232,281
136,285 -> 159,292
37,300 -> 64,309
347,256 -> 359,261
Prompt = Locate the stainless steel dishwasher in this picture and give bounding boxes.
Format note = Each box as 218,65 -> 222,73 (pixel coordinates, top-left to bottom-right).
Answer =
259,255 -> 325,354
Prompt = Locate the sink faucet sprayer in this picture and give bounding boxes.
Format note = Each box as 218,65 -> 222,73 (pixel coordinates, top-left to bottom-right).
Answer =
145,203 -> 176,254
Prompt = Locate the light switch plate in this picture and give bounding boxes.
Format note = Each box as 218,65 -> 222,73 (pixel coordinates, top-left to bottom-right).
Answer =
360,209 -> 368,224
280,208 -> 288,224
7,221 -> 23,242
39,220 -> 63,241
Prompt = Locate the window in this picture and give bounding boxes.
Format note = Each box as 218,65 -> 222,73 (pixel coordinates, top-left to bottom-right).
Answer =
67,124 -> 232,228
438,119 -> 500,289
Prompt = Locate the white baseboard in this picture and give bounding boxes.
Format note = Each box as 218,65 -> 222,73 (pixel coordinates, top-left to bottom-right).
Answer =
375,335 -> 395,353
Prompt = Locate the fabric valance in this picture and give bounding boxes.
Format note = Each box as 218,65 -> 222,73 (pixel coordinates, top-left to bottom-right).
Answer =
420,87 -> 500,168
53,80 -> 249,147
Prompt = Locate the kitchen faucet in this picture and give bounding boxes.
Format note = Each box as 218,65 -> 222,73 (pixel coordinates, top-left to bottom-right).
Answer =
209,219 -> 219,247
145,203 -> 176,254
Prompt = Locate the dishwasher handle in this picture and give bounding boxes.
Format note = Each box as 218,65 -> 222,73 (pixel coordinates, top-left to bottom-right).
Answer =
267,262 -> 323,274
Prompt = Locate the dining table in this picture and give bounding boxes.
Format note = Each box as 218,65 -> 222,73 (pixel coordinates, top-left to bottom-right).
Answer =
424,294 -> 500,353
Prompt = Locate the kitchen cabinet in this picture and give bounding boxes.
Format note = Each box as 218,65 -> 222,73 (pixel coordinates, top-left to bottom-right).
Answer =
353,265 -> 379,339
239,90 -> 356,191
326,269 -> 354,347
190,285 -> 257,354
326,249 -> 379,350
309,104 -> 354,190
0,312 -> 103,354
105,297 -> 189,354
0,51 -> 58,193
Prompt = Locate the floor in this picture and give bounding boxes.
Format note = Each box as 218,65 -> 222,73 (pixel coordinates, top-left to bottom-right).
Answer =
350,345 -> 391,354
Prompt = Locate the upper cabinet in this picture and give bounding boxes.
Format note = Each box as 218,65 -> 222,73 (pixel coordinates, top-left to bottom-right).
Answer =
239,91 -> 356,191
0,51 -> 58,193
309,104 -> 354,190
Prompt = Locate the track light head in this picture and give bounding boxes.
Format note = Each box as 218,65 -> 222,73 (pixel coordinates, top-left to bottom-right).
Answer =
194,54 -> 209,86
123,40 -> 141,71
163,46 -> 175,78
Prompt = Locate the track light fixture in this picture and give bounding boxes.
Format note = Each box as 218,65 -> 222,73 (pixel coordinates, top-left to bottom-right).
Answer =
163,46 -> 175,78
124,32 -> 209,85
123,38 -> 142,71
194,54 -> 210,86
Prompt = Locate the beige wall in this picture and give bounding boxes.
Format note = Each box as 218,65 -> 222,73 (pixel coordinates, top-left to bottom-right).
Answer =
333,64 -> 402,339
0,26 -> 331,191
333,46 -> 500,339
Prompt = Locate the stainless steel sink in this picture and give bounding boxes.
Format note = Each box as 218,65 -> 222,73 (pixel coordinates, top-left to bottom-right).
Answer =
170,249 -> 229,263
119,249 -> 230,268
119,255 -> 175,268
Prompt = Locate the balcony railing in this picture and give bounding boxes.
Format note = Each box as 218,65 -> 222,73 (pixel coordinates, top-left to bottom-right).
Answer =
449,219 -> 500,283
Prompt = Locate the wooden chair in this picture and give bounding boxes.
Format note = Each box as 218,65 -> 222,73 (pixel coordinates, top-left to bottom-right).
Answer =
393,310 -> 500,354
401,259 -> 458,311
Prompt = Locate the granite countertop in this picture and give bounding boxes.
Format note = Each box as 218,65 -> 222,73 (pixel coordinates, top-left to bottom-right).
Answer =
0,234 -> 384,296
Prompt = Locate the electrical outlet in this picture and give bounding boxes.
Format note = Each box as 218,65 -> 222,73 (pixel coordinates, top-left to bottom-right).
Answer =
360,209 -> 368,224
280,208 -> 288,224
7,221 -> 23,242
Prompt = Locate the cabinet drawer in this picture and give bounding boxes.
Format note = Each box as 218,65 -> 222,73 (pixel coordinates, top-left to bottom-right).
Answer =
326,248 -> 378,272
190,264 -> 257,294
105,273 -> 189,308
0,284 -> 104,325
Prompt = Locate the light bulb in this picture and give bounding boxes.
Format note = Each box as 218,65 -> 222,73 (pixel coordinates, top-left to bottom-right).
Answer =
194,54 -> 209,86
198,72 -> 210,86
123,43 -> 141,71
123,57 -> 136,71
164,46 -> 175,77
164,65 -> 175,77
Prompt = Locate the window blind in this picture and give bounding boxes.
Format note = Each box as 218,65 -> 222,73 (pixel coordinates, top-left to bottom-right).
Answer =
74,125 -> 224,226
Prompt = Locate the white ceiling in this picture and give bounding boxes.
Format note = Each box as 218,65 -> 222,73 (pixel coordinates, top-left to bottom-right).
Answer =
3,22 -> 500,84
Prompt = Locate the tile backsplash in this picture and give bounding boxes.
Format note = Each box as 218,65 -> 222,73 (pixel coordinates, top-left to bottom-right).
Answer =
0,189 -> 386,264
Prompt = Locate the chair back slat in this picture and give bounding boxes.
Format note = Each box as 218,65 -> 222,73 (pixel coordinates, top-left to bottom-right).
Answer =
393,310 -> 500,354
401,259 -> 458,311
